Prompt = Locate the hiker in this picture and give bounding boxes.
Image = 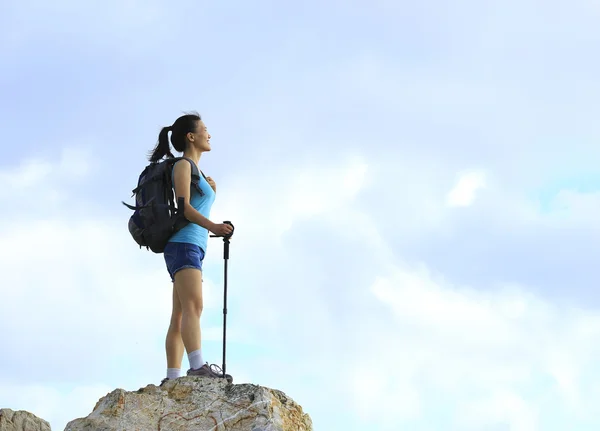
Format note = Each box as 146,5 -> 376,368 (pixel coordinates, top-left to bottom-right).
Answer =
146,112 -> 234,385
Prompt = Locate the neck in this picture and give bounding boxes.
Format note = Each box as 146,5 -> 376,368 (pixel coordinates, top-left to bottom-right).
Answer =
183,148 -> 202,165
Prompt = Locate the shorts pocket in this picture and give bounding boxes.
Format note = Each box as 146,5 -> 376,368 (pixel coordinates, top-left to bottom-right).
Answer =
164,243 -> 179,263
184,244 -> 204,265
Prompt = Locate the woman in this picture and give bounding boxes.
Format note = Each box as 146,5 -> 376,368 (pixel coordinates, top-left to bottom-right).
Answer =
147,112 -> 234,385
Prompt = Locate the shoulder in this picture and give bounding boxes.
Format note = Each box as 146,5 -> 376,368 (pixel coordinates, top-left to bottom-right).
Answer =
173,159 -> 192,174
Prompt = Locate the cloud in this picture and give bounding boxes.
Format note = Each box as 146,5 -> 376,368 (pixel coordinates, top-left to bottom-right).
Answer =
0,148 -> 88,187
4,129 -> 600,431
342,258 -> 600,430
194,149 -> 600,431
446,170 -> 487,207
207,153 -> 370,249
205,153 -> 600,430
0,146 -> 94,211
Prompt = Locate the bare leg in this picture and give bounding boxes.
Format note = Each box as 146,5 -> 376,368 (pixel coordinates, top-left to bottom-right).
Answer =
165,283 -> 185,369
174,268 -> 204,354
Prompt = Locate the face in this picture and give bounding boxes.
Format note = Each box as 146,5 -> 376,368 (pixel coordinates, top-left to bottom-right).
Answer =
187,120 -> 211,152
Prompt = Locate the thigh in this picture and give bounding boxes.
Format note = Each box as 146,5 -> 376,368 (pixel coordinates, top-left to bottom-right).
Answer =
174,267 -> 204,312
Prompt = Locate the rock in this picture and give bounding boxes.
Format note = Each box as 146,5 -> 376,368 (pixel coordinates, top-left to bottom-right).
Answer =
64,376 -> 313,431
0,409 -> 51,431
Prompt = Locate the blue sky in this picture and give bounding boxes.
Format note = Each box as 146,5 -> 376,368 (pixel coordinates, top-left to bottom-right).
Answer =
2,0 -> 600,430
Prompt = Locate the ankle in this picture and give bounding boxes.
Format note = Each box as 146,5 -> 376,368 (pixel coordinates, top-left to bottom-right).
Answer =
188,349 -> 204,370
167,368 -> 181,379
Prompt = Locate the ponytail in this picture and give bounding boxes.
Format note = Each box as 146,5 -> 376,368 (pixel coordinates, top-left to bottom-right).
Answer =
148,126 -> 175,162
147,112 -> 201,161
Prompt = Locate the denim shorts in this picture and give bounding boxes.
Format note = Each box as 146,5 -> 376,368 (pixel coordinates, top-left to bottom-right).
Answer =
164,242 -> 205,282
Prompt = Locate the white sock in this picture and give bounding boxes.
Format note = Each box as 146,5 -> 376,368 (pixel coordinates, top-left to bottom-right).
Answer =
167,368 -> 181,380
188,349 -> 204,370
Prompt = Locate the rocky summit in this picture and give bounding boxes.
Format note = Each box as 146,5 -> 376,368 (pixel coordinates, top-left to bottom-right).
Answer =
63,376 -> 313,431
0,409 -> 51,431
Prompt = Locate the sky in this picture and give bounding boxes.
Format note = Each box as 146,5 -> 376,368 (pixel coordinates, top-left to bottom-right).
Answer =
1,0 -> 600,430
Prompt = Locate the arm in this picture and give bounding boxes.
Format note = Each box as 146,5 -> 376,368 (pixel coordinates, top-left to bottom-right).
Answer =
173,160 -> 215,231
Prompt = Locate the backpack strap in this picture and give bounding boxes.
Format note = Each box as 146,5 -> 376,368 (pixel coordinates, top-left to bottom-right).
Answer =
180,157 -> 204,196
182,157 -> 201,181
122,196 -> 156,211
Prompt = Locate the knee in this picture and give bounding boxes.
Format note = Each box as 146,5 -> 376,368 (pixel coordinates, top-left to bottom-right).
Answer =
182,299 -> 203,317
169,312 -> 182,331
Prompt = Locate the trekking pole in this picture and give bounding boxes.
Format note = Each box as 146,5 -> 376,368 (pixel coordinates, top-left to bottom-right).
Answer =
210,221 -> 234,379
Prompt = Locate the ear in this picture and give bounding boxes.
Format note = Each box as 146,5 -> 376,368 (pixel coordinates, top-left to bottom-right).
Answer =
187,132 -> 195,142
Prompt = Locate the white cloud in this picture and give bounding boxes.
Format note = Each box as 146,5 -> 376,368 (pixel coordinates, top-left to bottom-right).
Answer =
0,214 -> 232,351
209,153 -> 370,247
0,146 -> 94,209
281,156 -> 368,229
3,149 -> 600,431
346,258 -> 600,430
205,156 -> 600,430
204,152 -> 600,428
446,170 -> 487,207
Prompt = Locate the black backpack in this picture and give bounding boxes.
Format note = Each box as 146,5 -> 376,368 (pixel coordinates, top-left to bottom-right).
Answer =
122,157 -> 204,253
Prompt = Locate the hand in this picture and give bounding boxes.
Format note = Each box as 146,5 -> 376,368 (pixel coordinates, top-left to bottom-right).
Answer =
206,176 -> 216,192
210,222 -> 233,237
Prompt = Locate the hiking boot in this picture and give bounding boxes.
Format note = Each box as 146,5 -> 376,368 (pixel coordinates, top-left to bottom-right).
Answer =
160,377 -> 170,386
187,363 -> 233,384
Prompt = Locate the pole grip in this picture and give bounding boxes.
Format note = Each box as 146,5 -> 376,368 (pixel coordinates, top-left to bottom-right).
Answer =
210,221 -> 235,241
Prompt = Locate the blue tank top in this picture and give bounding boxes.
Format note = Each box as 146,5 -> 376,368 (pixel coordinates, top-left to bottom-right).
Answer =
168,160 -> 216,253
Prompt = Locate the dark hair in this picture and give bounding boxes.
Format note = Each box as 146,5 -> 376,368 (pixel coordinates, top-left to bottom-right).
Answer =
148,112 -> 202,162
